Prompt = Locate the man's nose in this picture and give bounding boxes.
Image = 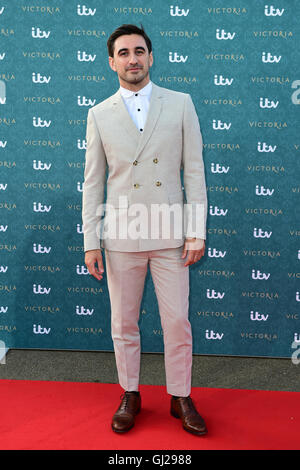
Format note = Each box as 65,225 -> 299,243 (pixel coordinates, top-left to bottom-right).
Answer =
128,53 -> 138,64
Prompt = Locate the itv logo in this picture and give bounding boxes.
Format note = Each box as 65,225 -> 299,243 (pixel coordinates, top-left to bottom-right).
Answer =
170,5 -> 189,16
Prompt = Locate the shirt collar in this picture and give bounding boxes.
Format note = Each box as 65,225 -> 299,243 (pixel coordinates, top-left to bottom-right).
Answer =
120,81 -> 152,99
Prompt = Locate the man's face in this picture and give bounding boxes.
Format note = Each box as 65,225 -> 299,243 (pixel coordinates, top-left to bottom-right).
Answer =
109,34 -> 153,89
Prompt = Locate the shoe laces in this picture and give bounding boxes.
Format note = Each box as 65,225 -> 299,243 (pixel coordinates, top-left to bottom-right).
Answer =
179,396 -> 197,415
119,391 -> 133,410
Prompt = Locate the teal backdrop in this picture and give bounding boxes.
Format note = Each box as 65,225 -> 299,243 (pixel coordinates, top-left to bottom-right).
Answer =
0,0 -> 299,358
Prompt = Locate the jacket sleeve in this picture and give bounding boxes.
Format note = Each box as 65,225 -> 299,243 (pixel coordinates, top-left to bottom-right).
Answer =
181,94 -> 207,239
82,108 -> 107,252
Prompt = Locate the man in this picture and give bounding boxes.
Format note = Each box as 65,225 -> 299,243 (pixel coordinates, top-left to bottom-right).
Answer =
82,24 -> 208,436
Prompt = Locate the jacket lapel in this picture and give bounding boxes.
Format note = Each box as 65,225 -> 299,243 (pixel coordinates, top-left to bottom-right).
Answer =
134,83 -> 163,161
111,90 -> 140,142
111,83 -> 163,161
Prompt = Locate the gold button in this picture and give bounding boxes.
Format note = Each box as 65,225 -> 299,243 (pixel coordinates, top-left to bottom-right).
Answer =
153,158 -> 158,164
134,183 -> 140,189
133,160 -> 138,165
155,181 -> 162,187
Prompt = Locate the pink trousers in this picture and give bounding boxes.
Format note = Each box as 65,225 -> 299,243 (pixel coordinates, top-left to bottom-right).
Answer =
104,246 -> 192,397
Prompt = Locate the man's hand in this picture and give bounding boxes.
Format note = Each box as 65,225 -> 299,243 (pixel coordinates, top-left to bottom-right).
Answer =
181,238 -> 205,267
84,249 -> 104,281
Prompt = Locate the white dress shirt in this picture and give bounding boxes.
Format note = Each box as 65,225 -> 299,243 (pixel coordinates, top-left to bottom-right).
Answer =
120,81 -> 152,133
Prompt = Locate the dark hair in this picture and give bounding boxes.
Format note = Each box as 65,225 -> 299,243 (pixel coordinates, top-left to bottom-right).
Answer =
107,24 -> 152,57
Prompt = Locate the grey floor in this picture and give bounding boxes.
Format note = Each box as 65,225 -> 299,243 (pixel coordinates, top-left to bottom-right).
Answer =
0,349 -> 299,392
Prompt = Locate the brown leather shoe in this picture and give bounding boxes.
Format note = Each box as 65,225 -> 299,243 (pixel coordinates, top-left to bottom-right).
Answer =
111,391 -> 141,433
170,396 -> 207,436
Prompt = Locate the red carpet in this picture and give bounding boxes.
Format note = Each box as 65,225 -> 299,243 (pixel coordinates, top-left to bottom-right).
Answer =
0,380 -> 299,450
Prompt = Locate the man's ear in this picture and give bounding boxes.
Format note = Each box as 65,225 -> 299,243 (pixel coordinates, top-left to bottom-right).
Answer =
149,51 -> 153,68
108,56 -> 116,72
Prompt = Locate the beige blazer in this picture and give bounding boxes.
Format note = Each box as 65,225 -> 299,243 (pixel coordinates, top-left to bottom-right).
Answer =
82,83 -> 207,252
